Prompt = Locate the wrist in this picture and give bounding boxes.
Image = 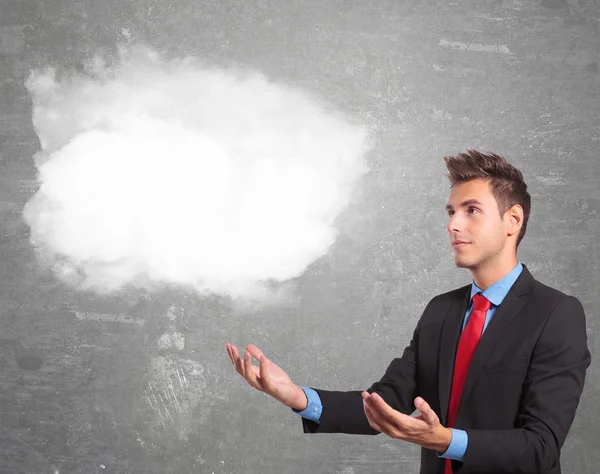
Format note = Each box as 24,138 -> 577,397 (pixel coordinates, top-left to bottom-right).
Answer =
434,427 -> 453,453
292,386 -> 308,411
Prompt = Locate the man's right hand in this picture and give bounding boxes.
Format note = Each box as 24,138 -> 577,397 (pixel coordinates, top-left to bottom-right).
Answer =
226,342 -> 308,411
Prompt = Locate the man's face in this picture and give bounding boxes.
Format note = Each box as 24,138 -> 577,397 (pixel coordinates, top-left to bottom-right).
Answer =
445,178 -> 510,269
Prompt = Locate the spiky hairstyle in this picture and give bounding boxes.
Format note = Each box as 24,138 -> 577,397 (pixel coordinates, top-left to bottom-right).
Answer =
444,150 -> 531,248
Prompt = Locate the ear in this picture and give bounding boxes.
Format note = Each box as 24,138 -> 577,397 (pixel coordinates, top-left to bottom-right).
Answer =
505,204 -> 523,237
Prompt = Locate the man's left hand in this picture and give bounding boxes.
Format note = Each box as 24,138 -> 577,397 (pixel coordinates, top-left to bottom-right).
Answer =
361,391 -> 452,452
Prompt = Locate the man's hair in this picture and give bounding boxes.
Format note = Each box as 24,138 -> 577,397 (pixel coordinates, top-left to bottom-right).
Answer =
443,150 -> 531,248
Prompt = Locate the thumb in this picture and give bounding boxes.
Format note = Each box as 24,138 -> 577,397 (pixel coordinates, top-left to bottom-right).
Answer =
246,344 -> 266,361
414,397 -> 438,425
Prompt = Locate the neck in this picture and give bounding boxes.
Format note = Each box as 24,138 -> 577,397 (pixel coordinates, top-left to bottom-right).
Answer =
471,254 -> 518,290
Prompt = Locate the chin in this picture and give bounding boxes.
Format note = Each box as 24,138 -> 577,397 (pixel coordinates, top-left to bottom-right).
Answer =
453,255 -> 477,269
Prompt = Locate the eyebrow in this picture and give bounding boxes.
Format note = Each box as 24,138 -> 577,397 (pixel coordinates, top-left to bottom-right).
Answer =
445,199 -> 484,211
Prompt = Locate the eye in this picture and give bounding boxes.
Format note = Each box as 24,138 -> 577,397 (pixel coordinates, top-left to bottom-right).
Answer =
447,208 -> 479,216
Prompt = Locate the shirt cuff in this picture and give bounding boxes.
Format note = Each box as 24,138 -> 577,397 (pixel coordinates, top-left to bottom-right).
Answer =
290,386 -> 322,424
436,428 -> 467,461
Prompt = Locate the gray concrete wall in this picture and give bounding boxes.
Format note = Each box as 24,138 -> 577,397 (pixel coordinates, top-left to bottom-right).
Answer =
0,1 -> 598,473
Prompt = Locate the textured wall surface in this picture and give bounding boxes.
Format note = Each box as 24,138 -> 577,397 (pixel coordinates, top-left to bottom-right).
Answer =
1,1 -> 598,473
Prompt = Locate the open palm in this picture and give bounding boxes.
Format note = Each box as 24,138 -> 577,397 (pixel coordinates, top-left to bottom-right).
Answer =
226,342 -> 304,409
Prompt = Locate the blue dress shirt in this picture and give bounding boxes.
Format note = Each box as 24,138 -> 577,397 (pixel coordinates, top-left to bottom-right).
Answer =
292,261 -> 523,462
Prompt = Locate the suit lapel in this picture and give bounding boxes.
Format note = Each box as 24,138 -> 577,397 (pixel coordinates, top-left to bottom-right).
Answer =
438,285 -> 470,426
437,265 -> 534,426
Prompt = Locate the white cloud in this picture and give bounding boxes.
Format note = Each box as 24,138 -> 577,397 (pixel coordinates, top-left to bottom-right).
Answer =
23,46 -> 371,303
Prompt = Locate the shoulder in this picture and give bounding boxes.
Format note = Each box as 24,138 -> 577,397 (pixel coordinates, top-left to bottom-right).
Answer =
520,277 -> 588,339
529,279 -> 585,314
416,284 -> 470,328
527,280 -> 590,364
426,284 -> 470,307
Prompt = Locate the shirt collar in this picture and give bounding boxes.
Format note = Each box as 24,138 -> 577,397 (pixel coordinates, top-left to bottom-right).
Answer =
469,261 -> 523,307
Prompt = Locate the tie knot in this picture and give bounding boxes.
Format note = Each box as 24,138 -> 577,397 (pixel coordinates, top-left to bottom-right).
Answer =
472,293 -> 492,312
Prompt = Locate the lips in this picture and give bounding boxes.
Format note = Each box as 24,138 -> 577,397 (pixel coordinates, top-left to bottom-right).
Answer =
452,241 -> 471,248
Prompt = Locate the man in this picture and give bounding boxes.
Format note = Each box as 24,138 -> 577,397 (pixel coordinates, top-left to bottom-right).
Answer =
226,150 -> 592,473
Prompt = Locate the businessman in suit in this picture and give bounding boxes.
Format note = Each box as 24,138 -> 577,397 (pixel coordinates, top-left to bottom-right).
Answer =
226,150 -> 592,473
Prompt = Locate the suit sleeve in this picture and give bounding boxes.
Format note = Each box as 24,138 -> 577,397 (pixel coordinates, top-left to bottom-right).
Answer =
457,296 -> 592,474
299,303 -> 429,435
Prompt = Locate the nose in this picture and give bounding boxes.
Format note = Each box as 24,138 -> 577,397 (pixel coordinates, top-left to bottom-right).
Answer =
447,212 -> 463,235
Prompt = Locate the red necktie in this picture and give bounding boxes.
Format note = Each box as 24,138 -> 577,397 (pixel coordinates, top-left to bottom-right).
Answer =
444,293 -> 492,474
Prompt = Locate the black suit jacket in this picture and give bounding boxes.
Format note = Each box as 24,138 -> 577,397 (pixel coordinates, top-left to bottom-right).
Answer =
300,264 -> 592,474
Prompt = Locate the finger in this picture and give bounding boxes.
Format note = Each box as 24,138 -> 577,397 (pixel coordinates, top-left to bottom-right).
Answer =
246,344 -> 266,361
363,401 -> 382,433
362,393 -> 383,422
363,396 -> 386,426
368,393 -> 397,420
366,394 -> 409,434
258,355 -> 272,390
231,345 -> 242,373
226,343 -> 234,365
231,345 -> 246,378
244,351 -> 261,389
414,397 -> 438,425
246,345 -> 270,390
